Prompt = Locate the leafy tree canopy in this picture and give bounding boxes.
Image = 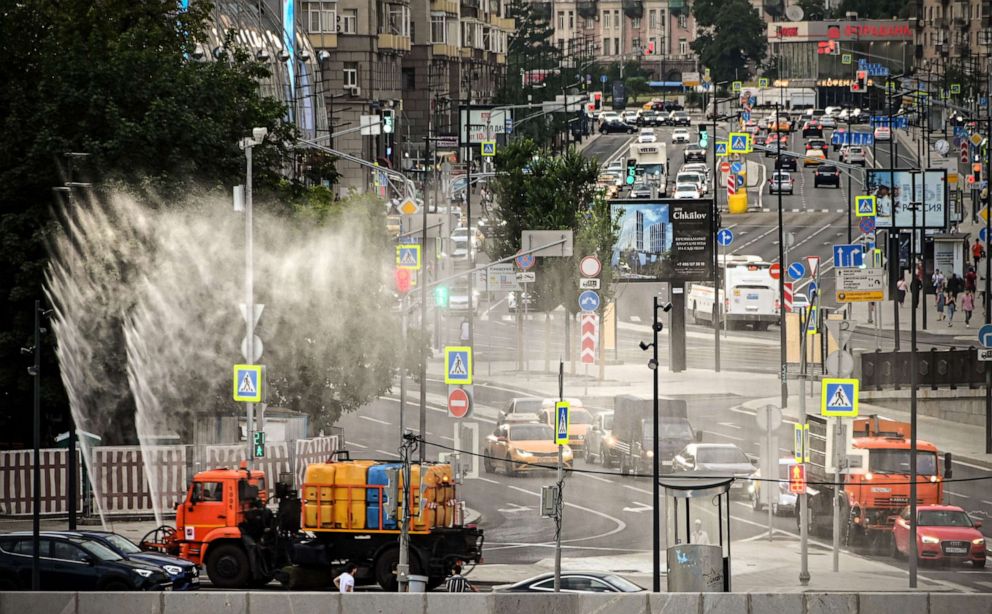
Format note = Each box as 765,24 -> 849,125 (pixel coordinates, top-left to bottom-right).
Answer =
691,0 -> 768,84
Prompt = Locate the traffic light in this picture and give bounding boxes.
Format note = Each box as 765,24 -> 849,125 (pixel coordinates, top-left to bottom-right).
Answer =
788,463 -> 806,494
626,159 -> 637,185
698,126 -> 708,148
395,268 -> 412,294
851,70 -> 867,93
817,41 -> 839,55
382,108 -> 395,134
646,41 -> 655,55
434,285 -> 449,308
253,431 -> 265,458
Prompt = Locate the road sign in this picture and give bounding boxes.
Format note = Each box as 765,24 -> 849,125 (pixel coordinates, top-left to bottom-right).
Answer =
806,256 -> 820,277
972,133 -> 984,147
979,324 -> 992,348
579,278 -> 601,290
833,244 -> 864,268
396,244 -> 422,270
515,251 -> 536,270
732,81 -> 742,92
579,256 -> 602,277
979,348 -> 992,361
758,77 -> 769,88
982,227 -> 989,243
717,228 -> 734,246
720,161 -> 731,173
580,313 -> 598,364
808,280 -> 819,302
730,161 -> 743,174
240,335 -> 263,363
505,116 -> 513,135
859,217 -> 876,235
789,463 -> 807,494
741,110 -> 751,122
516,271 -> 536,283
825,350 -> 855,377
805,305 -> 819,335
600,74 -> 608,83
729,132 -> 750,154
555,401 -> 570,445
233,364 -> 263,403
444,346 -> 473,385
448,387 -> 472,418
755,404 -> 782,431
855,195 -> 876,217
481,141 -> 496,157
821,378 -> 858,417
842,53 -> 852,65
398,198 -> 420,216
579,290 -> 600,312
835,268 -> 885,302
715,141 -> 728,156
784,281 -> 794,312
793,423 -> 810,463
788,261 -> 806,281
769,263 -> 781,280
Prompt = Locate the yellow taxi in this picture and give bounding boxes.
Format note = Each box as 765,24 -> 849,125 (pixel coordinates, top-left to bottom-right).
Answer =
803,149 -> 826,167
540,398 -> 594,458
484,421 -> 573,476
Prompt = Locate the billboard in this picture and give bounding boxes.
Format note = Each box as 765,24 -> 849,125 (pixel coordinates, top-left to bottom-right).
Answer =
865,170 -> 947,229
609,200 -> 714,282
459,107 -> 509,144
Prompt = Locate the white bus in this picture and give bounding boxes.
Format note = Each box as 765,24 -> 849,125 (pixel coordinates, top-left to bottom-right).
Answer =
627,142 -> 668,196
688,255 -> 779,331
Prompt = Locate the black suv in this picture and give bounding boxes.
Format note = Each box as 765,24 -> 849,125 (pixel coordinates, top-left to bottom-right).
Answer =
666,111 -> 691,127
775,156 -> 798,172
600,119 -> 636,134
813,165 -> 841,188
74,530 -> 199,590
638,110 -> 662,127
0,532 -> 172,591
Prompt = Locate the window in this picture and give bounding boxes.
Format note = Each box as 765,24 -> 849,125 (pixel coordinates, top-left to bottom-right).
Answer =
344,63 -> 358,87
340,8 -> 357,34
614,10 -> 621,30
679,37 -> 688,55
568,10 -> 573,29
632,17 -> 641,29
193,481 -> 225,502
402,67 -> 415,90
603,37 -> 610,55
586,18 -> 594,29
52,540 -> 88,563
558,11 -> 565,29
649,9 -> 657,28
678,13 -> 687,29
614,37 -> 620,55
603,10 -> 611,29
306,1 -> 337,33
386,4 -> 409,36
431,13 -> 446,43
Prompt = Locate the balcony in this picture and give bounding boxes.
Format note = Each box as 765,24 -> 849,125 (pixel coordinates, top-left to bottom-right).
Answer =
378,33 -> 412,52
669,0 -> 687,15
622,0 -> 643,19
576,1 -> 597,19
431,0 -> 459,13
489,15 -> 514,30
309,33 -> 337,49
433,43 -> 460,58
462,0 -> 481,8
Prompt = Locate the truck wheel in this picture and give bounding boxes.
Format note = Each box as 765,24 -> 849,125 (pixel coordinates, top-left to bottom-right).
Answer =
375,547 -> 401,591
207,543 -> 252,588
483,453 -> 494,474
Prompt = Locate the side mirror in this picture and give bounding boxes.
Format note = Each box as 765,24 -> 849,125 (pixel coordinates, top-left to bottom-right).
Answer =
81,555 -> 95,565
189,491 -> 200,504
944,452 -> 953,479
974,519 -> 983,529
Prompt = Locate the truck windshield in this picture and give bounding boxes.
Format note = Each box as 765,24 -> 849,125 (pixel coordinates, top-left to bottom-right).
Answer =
660,423 -> 692,439
870,450 -> 937,475
602,415 -> 614,430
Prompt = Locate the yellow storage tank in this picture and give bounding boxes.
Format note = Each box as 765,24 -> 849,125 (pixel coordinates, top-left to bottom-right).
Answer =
333,462 -> 368,529
302,464 -> 336,529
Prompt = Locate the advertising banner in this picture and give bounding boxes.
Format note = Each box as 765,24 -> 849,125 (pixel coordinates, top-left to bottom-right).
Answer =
864,169 -> 947,229
609,200 -> 714,282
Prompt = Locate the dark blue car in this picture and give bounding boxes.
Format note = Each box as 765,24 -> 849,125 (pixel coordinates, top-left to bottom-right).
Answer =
72,531 -> 199,590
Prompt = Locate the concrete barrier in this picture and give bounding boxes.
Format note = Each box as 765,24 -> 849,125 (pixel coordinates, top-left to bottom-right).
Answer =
3,591 -> 991,614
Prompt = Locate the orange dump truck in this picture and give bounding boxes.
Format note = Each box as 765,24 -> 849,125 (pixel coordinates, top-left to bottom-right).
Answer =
804,415 -> 952,544
140,453 -> 483,591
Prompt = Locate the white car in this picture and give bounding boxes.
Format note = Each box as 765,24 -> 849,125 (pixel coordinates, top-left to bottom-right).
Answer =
600,112 -> 621,125
824,106 -> 843,117
673,183 -> 701,199
637,129 -> 657,143
819,116 -> 837,129
606,160 -> 623,174
680,162 -> 710,181
840,145 -> 866,166
621,110 -> 640,124
874,125 -> 891,141
676,171 -> 706,194
672,128 -> 690,144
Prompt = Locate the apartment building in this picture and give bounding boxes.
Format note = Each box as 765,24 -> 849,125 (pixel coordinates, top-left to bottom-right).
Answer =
913,0 -> 990,88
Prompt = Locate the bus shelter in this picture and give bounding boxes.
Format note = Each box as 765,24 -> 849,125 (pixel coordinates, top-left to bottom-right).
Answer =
659,474 -> 734,592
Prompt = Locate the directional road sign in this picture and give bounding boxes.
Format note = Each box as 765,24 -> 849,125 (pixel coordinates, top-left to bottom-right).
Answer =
821,378 -> 859,417
788,261 -> 806,281
233,364 -> 263,403
859,217 -> 876,234
742,110 -> 751,122
555,401 -> 570,445
717,228 -> 734,247
808,280 -> 818,301
448,387 -> 472,418
579,290 -> 600,312
580,313 -> 598,364
515,251 -> 536,270
855,195 -> 876,217
769,263 -> 781,280
396,244 -> 422,270
715,141 -> 728,156
833,244 -> 864,268
730,161 -> 743,174
979,324 -> 992,348
481,141 -> 496,157
444,346 -> 473,385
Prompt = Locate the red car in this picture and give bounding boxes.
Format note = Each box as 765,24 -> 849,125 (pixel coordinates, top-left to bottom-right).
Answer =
892,505 -> 987,567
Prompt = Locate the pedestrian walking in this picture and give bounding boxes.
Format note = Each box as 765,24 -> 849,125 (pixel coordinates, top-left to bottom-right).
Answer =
896,277 -> 907,306
445,564 -> 477,592
962,290 -> 975,327
936,288 -> 946,321
945,291 -> 956,326
932,269 -> 946,295
949,273 -> 964,298
334,563 -> 358,593
966,267 -> 978,293
973,238 -> 985,269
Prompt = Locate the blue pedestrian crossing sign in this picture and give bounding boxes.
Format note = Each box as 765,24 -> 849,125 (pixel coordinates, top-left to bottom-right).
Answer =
481,141 -> 496,157
788,261 -> 806,281
821,378 -> 859,417
233,364 -> 263,403
396,244 -> 422,270
758,77 -> 769,88
444,346 -> 473,385
554,401 -> 570,445
980,227 -> 989,243
808,281 -> 818,301
729,132 -> 751,154
805,305 -> 818,335
855,195 -> 876,217
732,81 -> 742,93
716,228 -> 734,246
715,141 -> 728,156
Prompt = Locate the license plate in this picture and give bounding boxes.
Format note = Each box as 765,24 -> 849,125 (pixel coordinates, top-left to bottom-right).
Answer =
747,294 -> 759,300
946,547 -> 968,554
191,576 -> 200,584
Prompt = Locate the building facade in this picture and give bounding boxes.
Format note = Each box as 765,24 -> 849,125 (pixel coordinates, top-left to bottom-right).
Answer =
912,0 -> 991,94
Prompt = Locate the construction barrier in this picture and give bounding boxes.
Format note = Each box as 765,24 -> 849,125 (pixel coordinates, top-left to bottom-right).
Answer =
91,446 -> 186,515
294,435 -> 340,488
0,449 -> 79,515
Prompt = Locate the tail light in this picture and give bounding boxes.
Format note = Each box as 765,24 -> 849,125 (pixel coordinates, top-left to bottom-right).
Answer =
723,298 -> 730,310
774,300 -> 780,312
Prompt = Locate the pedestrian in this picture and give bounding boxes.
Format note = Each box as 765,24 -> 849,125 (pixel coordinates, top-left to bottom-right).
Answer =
949,273 -> 964,298
936,287 -> 946,321
973,238 -> 986,269
946,291 -> 956,326
691,519 -> 710,545
896,276 -> 907,306
931,268 -> 945,295
966,266 -> 978,293
962,290 -> 975,328
334,563 -> 358,593
445,563 -> 477,592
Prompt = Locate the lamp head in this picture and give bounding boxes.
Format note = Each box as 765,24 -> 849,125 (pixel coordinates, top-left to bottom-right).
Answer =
647,358 -> 658,370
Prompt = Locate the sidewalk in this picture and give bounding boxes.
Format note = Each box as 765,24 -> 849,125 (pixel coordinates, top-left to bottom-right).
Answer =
847,290 -> 988,342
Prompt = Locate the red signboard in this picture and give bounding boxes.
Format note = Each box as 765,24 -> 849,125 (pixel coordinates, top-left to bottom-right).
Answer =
784,281 -> 794,313
580,313 -> 598,365
448,388 -> 471,419
770,263 -> 781,280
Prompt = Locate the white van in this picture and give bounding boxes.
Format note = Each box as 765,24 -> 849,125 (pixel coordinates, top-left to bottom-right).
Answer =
688,256 -> 779,331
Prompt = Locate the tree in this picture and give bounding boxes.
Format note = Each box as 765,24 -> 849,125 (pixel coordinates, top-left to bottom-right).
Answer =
0,0 -> 332,446
691,0 -> 768,84
796,0 -> 827,20
833,0 -> 909,19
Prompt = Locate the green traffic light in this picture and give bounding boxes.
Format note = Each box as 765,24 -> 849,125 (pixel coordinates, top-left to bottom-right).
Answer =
254,444 -> 265,458
434,286 -> 449,307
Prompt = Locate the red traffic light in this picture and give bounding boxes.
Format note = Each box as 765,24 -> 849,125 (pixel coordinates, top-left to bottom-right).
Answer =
395,268 -> 412,294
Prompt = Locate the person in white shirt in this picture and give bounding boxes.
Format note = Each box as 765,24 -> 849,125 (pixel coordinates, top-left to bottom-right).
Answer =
690,519 -> 710,545
334,563 -> 358,593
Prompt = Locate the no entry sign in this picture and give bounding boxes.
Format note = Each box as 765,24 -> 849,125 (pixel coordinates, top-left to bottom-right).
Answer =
448,387 -> 472,418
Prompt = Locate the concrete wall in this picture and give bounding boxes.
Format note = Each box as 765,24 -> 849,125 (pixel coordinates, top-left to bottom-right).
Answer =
3,591 -> 992,614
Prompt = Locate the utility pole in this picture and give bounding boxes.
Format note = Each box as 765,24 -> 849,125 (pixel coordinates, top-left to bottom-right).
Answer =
397,430 -> 416,592
712,112 -> 720,373
464,68 -> 475,363
776,103 -> 788,408
29,300 -> 42,590
985,50 -> 992,454
909,191 -> 920,589
554,360 -> 564,592
798,303 -> 810,587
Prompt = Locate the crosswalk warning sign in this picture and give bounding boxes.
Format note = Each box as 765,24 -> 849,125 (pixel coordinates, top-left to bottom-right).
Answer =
855,195 -> 876,217
233,364 -> 263,403
729,132 -> 751,154
396,244 -> 422,271
481,141 -> 496,157
444,346 -> 472,385
821,378 -> 858,417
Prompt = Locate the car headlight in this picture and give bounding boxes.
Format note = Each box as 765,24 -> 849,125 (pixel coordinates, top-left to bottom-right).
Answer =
163,565 -> 184,576
921,535 -> 940,545
973,538 -> 986,546
577,435 -> 585,441
515,450 -> 533,458
134,569 -> 155,578
604,435 -> 615,445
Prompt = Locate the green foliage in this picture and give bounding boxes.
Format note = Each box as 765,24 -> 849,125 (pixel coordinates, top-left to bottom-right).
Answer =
0,0 -> 325,445
486,139 -> 620,312
691,0 -> 768,84
833,0 -> 909,19
796,0 -> 827,20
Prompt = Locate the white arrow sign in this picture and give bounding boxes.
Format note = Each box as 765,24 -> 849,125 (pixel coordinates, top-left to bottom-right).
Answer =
497,503 -> 533,514
622,501 -> 652,513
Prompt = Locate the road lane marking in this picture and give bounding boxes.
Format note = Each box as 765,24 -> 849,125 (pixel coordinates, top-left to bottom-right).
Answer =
946,490 -> 971,499
718,422 -> 743,430
345,441 -> 368,449
580,473 -> 614,484
507,484 -> 628,543
708,430 -> 744,442
952,458 -> 992,471
360,415 -> 391,425
730,407 -> 756,416
471,476 -> 500,485
624,485 -> 652,495
621,501 -> 652,513
375,449 -> 401,458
